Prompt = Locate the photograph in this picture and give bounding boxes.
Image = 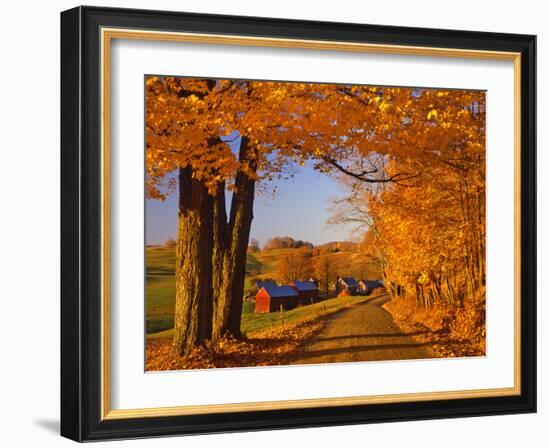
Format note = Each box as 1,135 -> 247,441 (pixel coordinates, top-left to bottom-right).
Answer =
144,76 -> 487,371
57,5 -> 537,441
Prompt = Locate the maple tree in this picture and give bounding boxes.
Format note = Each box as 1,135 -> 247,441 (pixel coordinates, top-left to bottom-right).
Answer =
146,77 -> 329,352
330,88 -> 486,352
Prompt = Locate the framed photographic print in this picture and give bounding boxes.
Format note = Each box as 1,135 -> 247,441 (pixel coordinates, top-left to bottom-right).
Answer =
60,6 -> 536,442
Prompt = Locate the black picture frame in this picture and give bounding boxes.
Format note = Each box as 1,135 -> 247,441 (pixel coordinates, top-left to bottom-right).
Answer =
61,5 -> 536,442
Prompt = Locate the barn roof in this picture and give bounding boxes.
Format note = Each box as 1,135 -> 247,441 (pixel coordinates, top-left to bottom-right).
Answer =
360,279 -> 384,288
256,280 -> 277,289
291,280 -> 318,292
261,284 -> 299,298
340,277 -> 358,287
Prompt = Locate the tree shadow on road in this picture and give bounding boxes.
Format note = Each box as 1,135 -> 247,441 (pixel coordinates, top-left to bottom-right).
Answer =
311,330 -> 431,343
293,341 -> 432,363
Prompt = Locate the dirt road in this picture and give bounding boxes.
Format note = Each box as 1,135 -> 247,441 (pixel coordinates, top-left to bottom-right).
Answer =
291,294 -> 432,365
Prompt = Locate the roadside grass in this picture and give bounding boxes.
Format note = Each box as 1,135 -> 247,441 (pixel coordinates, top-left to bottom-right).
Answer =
242,293 -> 379,335
146,245 -> 176,275
146,316 -> 174,334
146,275 -> 175,317
148,293 -> 383,340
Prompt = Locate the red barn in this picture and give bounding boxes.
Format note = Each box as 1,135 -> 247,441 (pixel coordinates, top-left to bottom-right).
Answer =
358,279 -> 385,295
255,284 -> 299,313
290,280 -> 319,305
336,277 -> 359,295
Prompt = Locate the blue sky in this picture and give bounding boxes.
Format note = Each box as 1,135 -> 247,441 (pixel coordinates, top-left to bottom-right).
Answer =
145,159 -> 355,247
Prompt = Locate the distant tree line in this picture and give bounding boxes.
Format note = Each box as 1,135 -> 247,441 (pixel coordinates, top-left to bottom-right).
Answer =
263,236 -> 314,251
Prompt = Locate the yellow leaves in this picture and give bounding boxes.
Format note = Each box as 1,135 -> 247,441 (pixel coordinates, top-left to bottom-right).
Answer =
145,76 -> 159,87
385,294 -> 486,359
427,108 -> 438,120
267,87 -> 287,101
145,75 -> 485,232
417,272 -> 430,285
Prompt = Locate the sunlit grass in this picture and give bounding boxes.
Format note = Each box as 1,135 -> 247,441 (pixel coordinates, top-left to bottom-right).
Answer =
145,245 -> 383,336
148,293 -> 383,340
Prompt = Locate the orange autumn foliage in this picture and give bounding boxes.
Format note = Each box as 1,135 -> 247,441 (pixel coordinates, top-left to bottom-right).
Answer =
330,88 -> 486,356
146,76 -> 486,359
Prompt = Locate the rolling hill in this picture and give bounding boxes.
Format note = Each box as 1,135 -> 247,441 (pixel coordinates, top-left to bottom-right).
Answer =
146,243 -> 383,336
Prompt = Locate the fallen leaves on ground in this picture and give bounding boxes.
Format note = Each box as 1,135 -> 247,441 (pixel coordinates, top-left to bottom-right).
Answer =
384,293 -> 486,358
146,321 -> 323,371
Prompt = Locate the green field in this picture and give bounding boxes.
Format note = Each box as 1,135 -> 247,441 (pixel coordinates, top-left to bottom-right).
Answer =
146,244 -> 382,337
149,293 -> 381,340
145,246 -> 177,333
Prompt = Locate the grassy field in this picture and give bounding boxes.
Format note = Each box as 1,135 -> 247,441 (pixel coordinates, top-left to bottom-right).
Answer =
146,244 -> 382,337
149,293 -> 382,340
145,246 -> 177,333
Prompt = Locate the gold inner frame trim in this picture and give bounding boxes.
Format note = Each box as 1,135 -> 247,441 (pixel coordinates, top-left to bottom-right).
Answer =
100,27 -> 522,421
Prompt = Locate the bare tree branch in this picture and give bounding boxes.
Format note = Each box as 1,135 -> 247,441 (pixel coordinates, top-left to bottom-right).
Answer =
319,154 -> 420,186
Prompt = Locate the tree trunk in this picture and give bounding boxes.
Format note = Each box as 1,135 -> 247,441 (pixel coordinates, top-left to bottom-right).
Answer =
214,136 -> 257,339
173,167 -> 214,356
324,269 -> 329,297
212,181 -> 228,340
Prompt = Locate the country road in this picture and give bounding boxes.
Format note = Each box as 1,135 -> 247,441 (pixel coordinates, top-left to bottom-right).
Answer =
291,294 -> 432,365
